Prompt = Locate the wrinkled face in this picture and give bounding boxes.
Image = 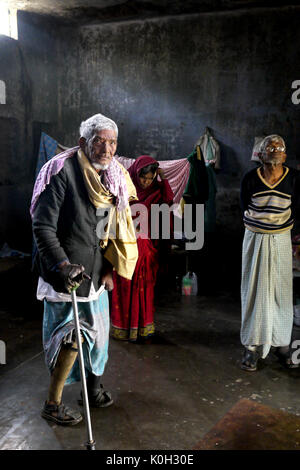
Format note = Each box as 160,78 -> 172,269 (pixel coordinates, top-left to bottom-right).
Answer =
260,138 -> 287,166
86,129 -> 117,170
138,171 -> 156,189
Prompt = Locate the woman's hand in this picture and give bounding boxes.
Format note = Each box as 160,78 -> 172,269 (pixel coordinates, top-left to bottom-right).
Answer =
157,167 -> 166,179
100,259 -> 114,291
101,269 -> 114,291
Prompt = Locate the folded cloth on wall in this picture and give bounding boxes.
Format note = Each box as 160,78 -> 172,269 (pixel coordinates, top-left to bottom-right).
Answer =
251,136 -> 264,162
195,127 -> 221,170
35,132 -> 59,180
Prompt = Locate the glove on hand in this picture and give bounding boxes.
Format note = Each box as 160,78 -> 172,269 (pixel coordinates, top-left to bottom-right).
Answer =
58,263 -> 91,293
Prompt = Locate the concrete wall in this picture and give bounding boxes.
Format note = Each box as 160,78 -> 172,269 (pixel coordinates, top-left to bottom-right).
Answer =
0,33 -> 31,251
57,7 -> 300,164
56,6 -> 300,234
0,6 -> 300,251
0,12 -> 60,251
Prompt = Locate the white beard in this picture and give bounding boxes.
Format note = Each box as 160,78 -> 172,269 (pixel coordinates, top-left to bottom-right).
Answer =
261,156 -> 283,167
92,162 -> 110,171
85,141 -> 111,171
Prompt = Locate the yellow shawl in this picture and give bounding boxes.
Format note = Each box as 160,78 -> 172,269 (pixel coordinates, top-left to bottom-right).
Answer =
77,149 -> 138,280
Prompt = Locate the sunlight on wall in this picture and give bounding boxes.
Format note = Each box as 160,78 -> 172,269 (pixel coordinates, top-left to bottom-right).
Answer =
0,5 -> 18,40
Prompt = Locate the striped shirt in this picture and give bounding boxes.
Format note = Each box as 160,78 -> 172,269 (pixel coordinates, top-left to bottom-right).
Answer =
240,166 -> 300,234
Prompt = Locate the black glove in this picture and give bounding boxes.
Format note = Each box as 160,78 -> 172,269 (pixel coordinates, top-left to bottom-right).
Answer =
58,263 -> 91,293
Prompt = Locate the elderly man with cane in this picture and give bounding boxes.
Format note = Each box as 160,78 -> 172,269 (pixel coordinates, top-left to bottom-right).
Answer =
31,113 -> 138,427
240,134 -> 300,371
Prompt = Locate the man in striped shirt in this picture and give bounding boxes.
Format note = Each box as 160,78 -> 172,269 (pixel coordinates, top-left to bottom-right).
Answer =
240,134 -> 300,371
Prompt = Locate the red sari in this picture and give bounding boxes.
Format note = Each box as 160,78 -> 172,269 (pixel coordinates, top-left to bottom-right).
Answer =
111,156 -> 174,342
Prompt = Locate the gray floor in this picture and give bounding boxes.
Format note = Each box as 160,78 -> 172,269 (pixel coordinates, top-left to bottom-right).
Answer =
1,291 -> 300,450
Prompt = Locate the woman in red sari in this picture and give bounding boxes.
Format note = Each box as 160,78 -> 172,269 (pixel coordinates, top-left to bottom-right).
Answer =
111,155 -> 174,343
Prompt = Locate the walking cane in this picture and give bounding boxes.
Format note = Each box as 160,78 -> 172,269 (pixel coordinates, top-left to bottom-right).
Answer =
71,285 -> 96,451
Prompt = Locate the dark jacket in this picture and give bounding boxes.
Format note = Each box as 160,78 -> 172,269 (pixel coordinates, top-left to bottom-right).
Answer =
32,153 -> 105,297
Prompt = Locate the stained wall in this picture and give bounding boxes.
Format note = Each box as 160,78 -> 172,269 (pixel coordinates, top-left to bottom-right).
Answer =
0,6 -> 299,251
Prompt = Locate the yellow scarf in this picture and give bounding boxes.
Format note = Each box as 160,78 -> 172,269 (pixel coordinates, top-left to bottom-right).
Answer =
77,149 -> 138,280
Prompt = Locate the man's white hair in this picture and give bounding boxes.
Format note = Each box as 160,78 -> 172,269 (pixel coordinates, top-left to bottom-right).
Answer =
79,113 -> 118,140
259,134 -> 286,153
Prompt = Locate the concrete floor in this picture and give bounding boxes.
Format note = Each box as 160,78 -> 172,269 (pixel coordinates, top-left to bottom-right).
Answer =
0,290 -> 300,450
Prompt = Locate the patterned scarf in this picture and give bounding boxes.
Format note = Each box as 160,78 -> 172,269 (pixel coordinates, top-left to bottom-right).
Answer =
30,146 -> 79,217
77,149 -> 138,280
